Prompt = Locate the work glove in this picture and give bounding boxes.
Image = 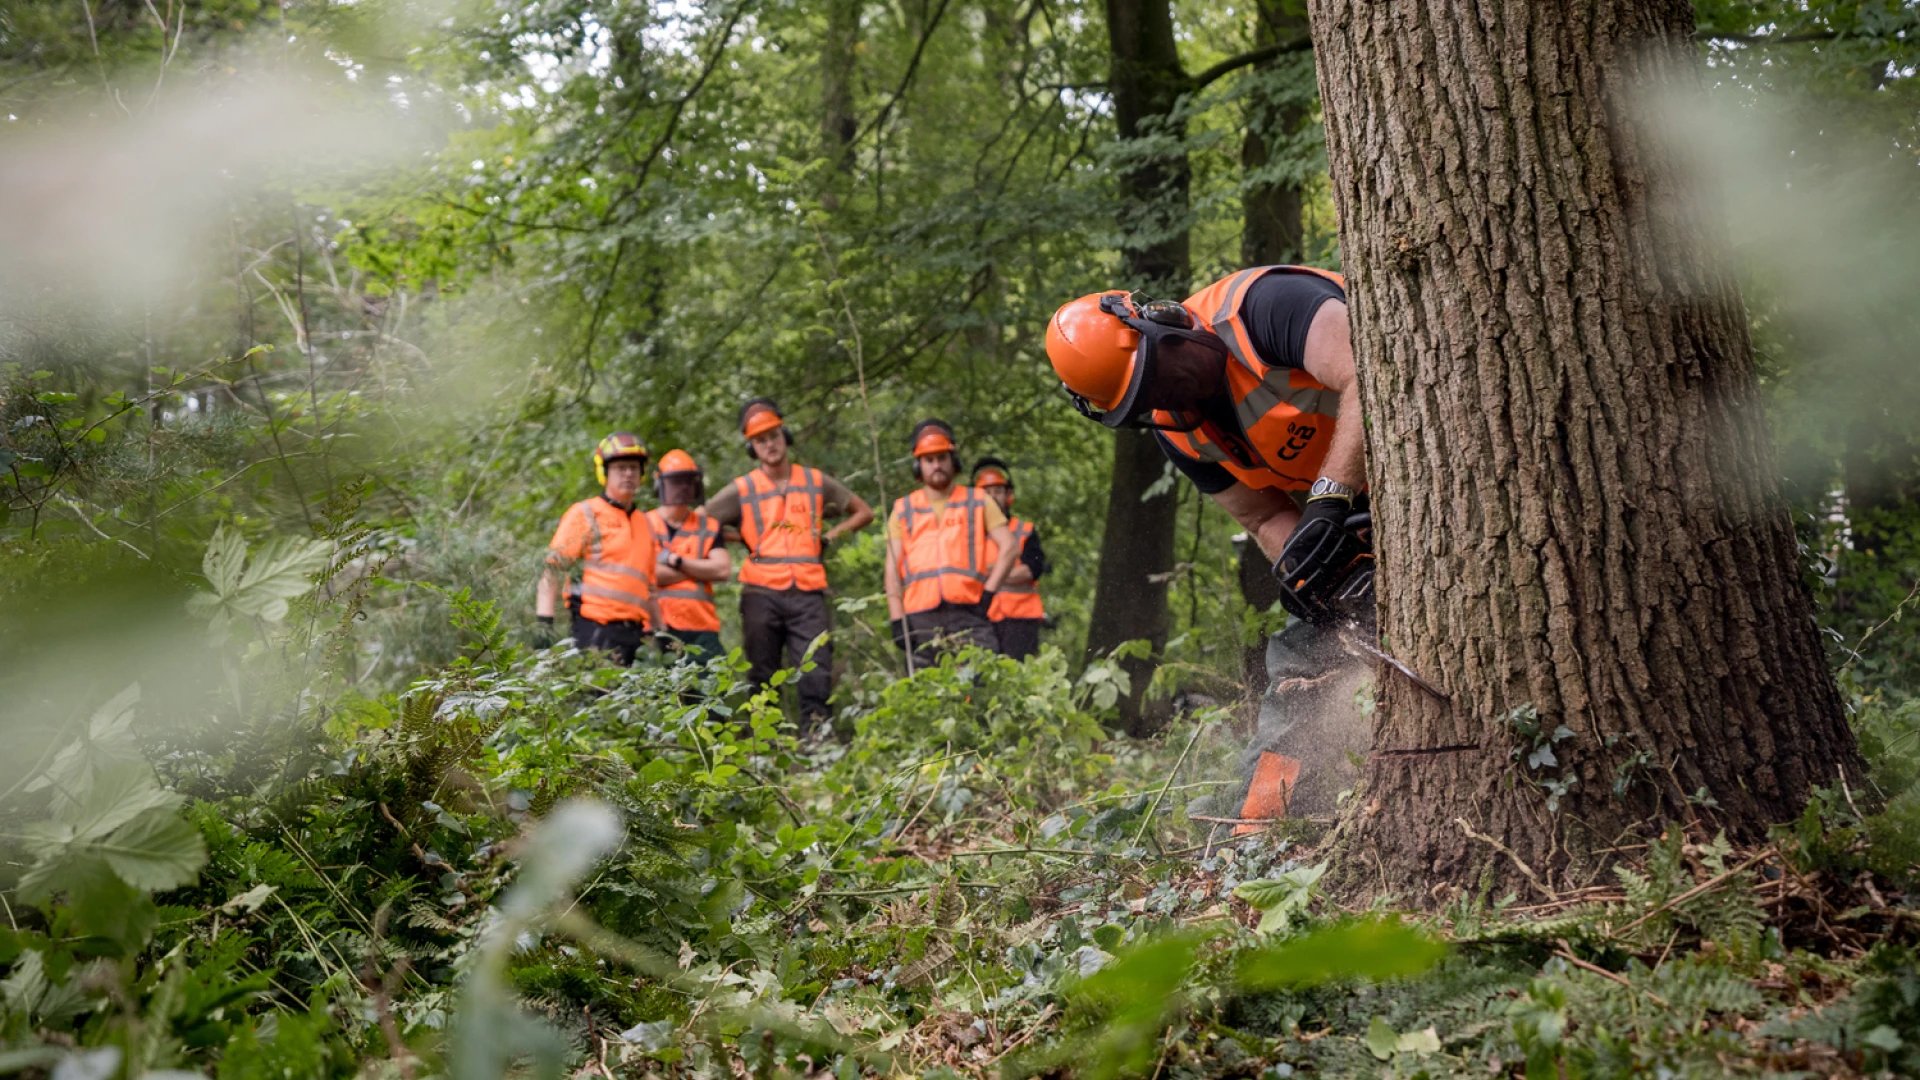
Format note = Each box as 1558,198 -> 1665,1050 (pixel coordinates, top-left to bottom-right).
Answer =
975,590 -> 997,620
890,617 -> 909,652
530,615 -> 556,650
1273,499 -> 1372,626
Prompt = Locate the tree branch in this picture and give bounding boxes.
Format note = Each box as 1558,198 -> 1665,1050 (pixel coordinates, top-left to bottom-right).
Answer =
1187,27 -> 1848,97
1187,35 -> 1312,93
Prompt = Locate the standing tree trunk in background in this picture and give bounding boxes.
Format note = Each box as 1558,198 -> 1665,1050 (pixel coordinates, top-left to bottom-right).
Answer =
820,0 -> 859,209
1240,0 -> 1313,268
1306,0 -> 1862,898
1085,0 -> 1189,732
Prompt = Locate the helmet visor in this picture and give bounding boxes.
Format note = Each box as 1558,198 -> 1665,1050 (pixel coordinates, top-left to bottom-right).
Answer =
1094,298 -> 1230,430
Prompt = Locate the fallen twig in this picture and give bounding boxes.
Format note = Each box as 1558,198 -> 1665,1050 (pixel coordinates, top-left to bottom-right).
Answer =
1553,939 -> 1670,1007
1613,847 -> 1776,939
1455,818 -> 1558,901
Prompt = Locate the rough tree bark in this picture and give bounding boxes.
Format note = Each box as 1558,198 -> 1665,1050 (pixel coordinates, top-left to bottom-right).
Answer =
1305,0 -> 1863,898
1084,0 -> 1188,731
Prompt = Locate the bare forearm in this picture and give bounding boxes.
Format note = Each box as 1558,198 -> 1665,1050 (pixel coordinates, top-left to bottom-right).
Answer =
884,547 -> 904,620
536,570 -> 561,618
983,528 -> 1018,593
828,496 -> 875,541
1004,564 -> 1035,587
1320,382 -> 1368,490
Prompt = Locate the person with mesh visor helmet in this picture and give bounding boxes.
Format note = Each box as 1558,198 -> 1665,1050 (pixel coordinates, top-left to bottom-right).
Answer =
1047,268 -> 1371,623
1047,266 -> 1374,826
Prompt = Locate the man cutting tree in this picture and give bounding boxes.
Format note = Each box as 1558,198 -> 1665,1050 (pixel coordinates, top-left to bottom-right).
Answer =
1048,266 -> 1375,820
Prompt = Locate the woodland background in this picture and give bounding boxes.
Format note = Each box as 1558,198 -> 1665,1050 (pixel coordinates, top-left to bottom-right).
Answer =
4,0 -> 1920,1077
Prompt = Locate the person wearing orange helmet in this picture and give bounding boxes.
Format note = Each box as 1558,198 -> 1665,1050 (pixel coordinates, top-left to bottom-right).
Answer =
884,420 -> 1021,666
1047,266 -> 1371,623
645,450 -> 731,663
970,456 -> 1050,660
535,431 -> 663,666
1050,267 -> 1375,829
702,398 -> 875,729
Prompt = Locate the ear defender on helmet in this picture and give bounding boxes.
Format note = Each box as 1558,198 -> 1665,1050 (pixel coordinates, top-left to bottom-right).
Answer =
908,419 -> 962,480
1047,290 -> 1218,432
593,431 -> 650,486
739,397 -> 794,460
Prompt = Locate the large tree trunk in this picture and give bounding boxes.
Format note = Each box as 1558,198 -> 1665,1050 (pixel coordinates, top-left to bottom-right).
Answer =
1084,0 -> 1189,730
1306,0 -> 1862,899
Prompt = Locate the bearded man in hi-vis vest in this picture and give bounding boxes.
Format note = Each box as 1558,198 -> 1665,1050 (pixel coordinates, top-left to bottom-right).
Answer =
1048,266 -> 1374,823
703,398 -> 874,731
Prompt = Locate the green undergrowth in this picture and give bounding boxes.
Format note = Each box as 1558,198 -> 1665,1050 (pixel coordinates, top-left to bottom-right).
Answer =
1,530 -> 1918,1080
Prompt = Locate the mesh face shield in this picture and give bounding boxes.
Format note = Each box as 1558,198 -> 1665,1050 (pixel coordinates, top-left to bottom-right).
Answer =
1061,294 -> 1228,431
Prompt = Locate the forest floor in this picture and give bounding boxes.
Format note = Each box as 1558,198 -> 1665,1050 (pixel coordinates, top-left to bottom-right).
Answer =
8,592 -> 1920,1080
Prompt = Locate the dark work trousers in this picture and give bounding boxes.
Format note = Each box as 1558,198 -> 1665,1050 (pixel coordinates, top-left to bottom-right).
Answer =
570,615 -> 651,667
902,603 -> 998,669
659,628 -> 725,665
993,617 -> 1042,660
740,588 -> 834,727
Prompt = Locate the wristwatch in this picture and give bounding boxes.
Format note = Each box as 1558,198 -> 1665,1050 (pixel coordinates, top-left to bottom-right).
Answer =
671,553 -> 685,570
1309,477 -> 1357,503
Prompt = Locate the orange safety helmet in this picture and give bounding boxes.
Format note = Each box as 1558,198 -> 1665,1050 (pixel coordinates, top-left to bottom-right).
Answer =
909,418 -> 963,479
593,431 -> 649,485
653,448 -> 705,505
1047,290 -> 1227,429
738,397 -> 795,458
970,456 -> 1013,491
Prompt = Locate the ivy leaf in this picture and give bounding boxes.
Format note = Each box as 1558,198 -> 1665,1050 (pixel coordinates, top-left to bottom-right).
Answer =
1527,744 -> 1558,770
97,811 -> 207,891
1365,1017 -> 1398,1060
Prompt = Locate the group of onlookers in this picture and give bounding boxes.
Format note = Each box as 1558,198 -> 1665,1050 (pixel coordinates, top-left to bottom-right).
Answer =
536,400 -> 1048,731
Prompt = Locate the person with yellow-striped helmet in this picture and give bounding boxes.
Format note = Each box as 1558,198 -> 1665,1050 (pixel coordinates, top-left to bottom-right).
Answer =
534,431 -> 661,665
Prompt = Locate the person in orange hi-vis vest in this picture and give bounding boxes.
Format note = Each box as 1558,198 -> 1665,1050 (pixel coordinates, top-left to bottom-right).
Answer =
534,432 -> 662,667
702,398 -> 874,731
969,456 -> 1050,660
883,419 -> 1021,668
645,450 -> 732,664
1047,267 -> 1376,825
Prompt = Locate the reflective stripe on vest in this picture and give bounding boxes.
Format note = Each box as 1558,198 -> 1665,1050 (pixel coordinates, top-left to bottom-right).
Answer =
896,486 -> 990,614
554,497 -> 655,626
645,507 -> 722,632
987,517 -> 1043,621
735,466 -> 829,591
1155,266 -> 1349,492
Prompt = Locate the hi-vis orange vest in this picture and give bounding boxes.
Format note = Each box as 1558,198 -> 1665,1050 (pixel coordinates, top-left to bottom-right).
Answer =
1154,266 -> 1348,492
644,507 -> 722,633
895,486 -> 992,614
986,517 -> 1042,621
547,497 -> 657,627
733,466 -> 829,591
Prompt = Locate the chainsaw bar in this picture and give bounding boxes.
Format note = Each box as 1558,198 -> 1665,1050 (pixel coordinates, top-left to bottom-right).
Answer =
1339,627 -> 1449,702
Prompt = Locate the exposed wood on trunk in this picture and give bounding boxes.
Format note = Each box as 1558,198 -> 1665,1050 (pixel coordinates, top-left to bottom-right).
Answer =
1305,0 -> 1862,898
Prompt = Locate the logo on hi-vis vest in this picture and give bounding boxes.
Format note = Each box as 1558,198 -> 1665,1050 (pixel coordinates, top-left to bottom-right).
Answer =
1276,423 -> 1317,462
